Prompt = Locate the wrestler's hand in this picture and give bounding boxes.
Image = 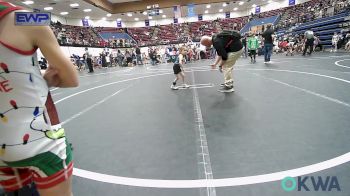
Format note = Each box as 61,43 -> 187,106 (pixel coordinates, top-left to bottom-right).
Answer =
43,66 -> 60,87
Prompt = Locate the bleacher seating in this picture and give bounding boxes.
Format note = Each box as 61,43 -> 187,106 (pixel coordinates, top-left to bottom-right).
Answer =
51,24 -> 105,47
128,27 -> 154,46
294,12 -> 349,31
99,32 -> 134,41
218,17 -> 248,31
281,11 -> 350,47
241,15 -> 281,33
275,0 -> 323,30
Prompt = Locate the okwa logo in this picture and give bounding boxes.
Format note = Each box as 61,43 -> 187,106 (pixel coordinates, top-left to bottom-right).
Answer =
281,176 -> 341,192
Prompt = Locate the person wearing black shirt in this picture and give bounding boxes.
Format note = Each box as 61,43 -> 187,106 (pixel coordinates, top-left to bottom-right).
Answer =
303,30 -> 315,56
149,49 -> 158,65
242,34 -> 248,58
262,24 -> 274,63
135,46 -> 143,65
101,51 -> 107,68
84,48 -> 94,73
40,57 -> 48,70
201,33 -> 243,93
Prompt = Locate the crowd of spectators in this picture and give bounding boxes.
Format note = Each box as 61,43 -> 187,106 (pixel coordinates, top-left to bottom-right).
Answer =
51,16 -> 248,48
276,0 -> 350,31
51,0 -> 349,49
51,22 -> 135,48
69,42 -> 207,72
130,16 -> 250,45
270,30 -> 349,55
51,21 -> 104,47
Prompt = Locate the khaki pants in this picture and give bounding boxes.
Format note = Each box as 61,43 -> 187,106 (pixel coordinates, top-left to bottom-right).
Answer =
223,49 -> 243,87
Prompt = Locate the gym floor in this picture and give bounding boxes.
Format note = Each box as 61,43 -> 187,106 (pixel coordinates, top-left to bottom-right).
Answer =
52,52 -> 350,196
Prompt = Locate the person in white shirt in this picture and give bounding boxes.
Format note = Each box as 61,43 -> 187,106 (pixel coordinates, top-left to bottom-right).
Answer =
331,32 -> 339,52
345,33 -> 350,51
159,47 -> 166,63
0,2 -> 78,195
57,32 -> 63,44
346,32 -> 350,43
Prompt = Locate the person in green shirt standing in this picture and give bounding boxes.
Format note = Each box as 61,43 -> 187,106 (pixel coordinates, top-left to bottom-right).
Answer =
247,32 -> 260,63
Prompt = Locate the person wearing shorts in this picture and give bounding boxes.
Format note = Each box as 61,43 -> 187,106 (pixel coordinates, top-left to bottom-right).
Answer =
0,1 -> 78,195
331,32 -> 339,52
170,47 -> 189,90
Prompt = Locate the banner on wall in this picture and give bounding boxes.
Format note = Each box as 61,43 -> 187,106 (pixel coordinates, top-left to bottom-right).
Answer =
225,12 -> 230,18
289,0 -> 296,6
174,17 -> 178,24
255,6 -> 261,14
145,20 -> 150,26
188,4 -> 195,17
82,19 -> 89,27
198,14 -> 203,21
117,21 -> 122,27
173,5 -> 181,18
148,9 -> 160,16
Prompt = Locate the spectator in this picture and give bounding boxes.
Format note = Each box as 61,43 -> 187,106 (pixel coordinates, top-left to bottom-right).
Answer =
262,24 -> 275,63
314,36 -> 323,52
149,49 -> 158,65
135,46 -> 143,65
125,50 -> 132,66
116,50 -> 124,66
84,48 -> 94,73
331,32 -> 340,52
303,29 -> 315,56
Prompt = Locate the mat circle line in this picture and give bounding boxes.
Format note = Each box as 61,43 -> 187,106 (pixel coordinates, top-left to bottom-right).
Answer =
56,68 -> 350,188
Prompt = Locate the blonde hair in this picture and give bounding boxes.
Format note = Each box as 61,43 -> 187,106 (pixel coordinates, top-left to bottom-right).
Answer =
179,46 -> 187,53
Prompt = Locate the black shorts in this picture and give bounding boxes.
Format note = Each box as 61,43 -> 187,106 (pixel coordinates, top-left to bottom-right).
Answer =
173,64 -> 182,74
249,50 -> 257,56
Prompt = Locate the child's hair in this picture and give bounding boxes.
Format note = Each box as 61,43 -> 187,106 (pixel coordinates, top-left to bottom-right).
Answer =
179,46 -> 187,53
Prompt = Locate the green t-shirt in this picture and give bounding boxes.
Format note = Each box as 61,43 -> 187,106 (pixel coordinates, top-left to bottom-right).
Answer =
247,36 -> 259,50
